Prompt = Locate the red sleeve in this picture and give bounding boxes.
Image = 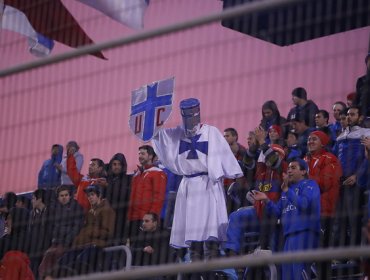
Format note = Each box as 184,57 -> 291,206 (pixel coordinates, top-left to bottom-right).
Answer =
67,154 -> 83,187
149,171 -> 167,215
309,154 -> 342,193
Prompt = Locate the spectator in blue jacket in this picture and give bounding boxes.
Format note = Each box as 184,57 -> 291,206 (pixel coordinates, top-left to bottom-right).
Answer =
361,136 -> 370,278
38,144 -> 63,189
253,158 -> 321,280
333,106 -> 370,248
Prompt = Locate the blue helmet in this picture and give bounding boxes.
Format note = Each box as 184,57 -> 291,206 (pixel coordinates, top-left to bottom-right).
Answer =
180,98 -> 201,137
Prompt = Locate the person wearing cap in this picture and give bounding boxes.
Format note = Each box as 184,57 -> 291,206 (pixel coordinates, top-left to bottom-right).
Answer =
152,98 -> 243,264
354,52 -> 370,123
253,159 -> 320,280
304,130 -> 342,279
267,124 -> 286,147
225,126 -> 288,257
57,185 -> 115,274
287,87 -> 319,129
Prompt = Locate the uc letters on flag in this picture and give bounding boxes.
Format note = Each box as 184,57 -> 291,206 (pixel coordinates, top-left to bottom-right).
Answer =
129,77 -> 174,142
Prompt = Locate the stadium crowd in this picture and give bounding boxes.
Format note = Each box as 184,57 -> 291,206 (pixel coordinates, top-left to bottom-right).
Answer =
0,53 -> 369,280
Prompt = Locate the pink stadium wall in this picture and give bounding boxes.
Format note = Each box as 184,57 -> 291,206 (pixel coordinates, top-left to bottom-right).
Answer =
1,0 -> 369,193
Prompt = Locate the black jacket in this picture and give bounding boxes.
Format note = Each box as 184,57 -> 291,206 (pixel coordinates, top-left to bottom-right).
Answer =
131,228 -> 173,266
50,199 -> 84,247
105,153 -> 132,243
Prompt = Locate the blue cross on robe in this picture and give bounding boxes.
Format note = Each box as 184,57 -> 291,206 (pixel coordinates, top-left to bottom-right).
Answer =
179,134 -> 208,159
131,83 -> 172,141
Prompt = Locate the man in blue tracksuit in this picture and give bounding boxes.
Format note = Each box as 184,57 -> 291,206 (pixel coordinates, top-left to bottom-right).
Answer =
253,158 -> 321,280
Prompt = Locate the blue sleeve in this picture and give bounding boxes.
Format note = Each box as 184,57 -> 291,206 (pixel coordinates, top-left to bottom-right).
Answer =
37,161 -> 46,188
266,198 -> 283,218
332,142 -> 338,157
357,159 -> 369,189
368,191 -> 370,219
367,192 -> 370,219
285,181 -> 320,211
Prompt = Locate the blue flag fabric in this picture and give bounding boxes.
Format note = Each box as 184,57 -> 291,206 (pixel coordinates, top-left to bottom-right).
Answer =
1,5 -> 54,57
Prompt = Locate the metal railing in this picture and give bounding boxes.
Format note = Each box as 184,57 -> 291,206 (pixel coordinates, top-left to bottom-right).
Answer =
64,246 -> 370,280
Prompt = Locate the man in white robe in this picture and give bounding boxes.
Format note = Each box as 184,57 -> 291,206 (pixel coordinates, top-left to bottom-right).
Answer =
152,98 -> 243,261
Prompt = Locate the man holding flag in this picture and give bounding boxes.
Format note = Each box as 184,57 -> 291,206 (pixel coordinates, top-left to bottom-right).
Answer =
129,78 -> 243,267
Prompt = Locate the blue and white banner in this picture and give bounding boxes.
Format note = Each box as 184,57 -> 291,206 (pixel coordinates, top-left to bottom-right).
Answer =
129,77 -> 174,142
1,5 -> 54,57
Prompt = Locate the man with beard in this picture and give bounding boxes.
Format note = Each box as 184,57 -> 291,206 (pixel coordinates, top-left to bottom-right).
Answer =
127,146 -> 166,242
333,106 -> 370,251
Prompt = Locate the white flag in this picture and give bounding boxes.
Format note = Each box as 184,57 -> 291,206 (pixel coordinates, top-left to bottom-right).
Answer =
77,0 -> 149,29
1,5 -> 54,57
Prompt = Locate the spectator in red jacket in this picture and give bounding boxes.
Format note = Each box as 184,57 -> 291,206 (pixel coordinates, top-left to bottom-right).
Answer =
127,145 -> 167,243
66,145 -> 106,212
304,130 -> 342,279
0,251 -> 35,280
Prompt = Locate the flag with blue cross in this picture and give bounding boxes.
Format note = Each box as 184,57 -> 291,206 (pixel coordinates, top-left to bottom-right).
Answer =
129,77 -> 174,141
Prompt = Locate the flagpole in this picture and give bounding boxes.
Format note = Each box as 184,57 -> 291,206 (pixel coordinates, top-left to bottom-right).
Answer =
0,0 -> 303,77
